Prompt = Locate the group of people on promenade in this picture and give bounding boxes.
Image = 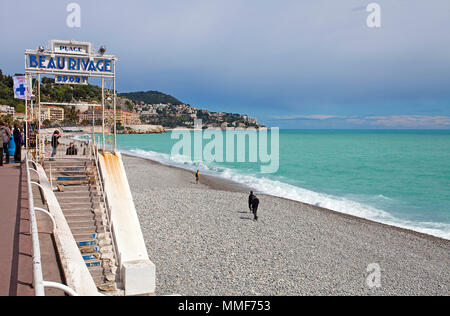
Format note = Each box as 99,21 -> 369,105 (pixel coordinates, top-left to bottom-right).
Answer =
194,169 -> 260,221
0,121 -> 24,166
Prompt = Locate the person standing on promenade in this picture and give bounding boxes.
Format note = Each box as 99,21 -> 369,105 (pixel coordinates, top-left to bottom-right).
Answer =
248,191 -> 255,212
195,170 -> 200,184
51,130 -> 61,158
13,124 -> 23,162
0,122 -> 5,166
251,195 -> 260,221
0,121 -> 11,165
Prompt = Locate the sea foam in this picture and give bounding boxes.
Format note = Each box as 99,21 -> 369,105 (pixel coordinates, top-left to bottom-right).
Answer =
122,148 -> 450,240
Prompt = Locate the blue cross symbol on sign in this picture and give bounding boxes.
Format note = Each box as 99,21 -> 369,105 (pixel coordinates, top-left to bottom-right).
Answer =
16,84 -> 26,96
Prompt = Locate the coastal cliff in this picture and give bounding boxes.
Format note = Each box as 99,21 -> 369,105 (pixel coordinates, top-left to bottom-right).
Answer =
122,125 -> 166,134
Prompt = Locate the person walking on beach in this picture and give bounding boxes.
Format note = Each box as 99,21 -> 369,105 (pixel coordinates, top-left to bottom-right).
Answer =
51,130 -> 61,158
251,195 -> 260,221
0,121 -> 11,165
195,170 -> 200,184
248,191 -> 255,212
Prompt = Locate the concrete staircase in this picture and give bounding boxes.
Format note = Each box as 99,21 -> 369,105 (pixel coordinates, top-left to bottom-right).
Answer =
44,158 -> 120,293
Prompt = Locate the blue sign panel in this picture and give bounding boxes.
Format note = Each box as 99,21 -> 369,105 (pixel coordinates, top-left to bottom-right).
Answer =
56,75 -> 88,85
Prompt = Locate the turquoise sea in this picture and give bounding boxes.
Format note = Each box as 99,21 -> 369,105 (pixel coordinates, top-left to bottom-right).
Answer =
115,130 -> 450,240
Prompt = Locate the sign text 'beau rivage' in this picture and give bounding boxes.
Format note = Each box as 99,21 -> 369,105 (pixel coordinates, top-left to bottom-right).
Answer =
25,40 -> 115,81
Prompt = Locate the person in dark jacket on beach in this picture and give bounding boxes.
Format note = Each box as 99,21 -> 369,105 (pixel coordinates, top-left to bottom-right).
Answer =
251,196 -> 260,221
195,170 -> 200,184
248,191 -> 255,212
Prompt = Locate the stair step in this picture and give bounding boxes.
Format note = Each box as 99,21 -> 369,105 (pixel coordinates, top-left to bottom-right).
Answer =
56,185 -> 99,192
62,210 -> 100,217
45,166 -> 86,170
45,164 -> 89,169
71,227 -> 105,236
59,198 -> 100,205
49,172 -> 88,177
97,283 -> 117,292
62,210 -> 96,217
59,195 -> 98,201
55,192 -> 99,198
78,244 -> 100,254
60,201 -> 98,205
82,253 -> 100,261
88,266 -> 117,277
69,222 -> 106,230
85,259 -> 102,268
75,233 -> 100,243
60,202 -> 100,209
93,274 -> 119,285
75,233 -> 112,243
67,218 -> 104,226
65,214 -> 97,222
58,197 -> 100,207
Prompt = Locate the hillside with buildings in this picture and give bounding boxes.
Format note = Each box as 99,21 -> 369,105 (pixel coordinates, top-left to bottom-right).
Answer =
135,102 -> 261,129
124,90 -> 262,129
0,70 -> 262,131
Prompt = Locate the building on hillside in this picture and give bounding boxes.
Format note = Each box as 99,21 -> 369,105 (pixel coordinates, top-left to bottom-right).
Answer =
122,111 -> 141,125
0,105 -> 15,116
78,107 -> 103,123
34,106 -> 65,122
79,108 -> 141,125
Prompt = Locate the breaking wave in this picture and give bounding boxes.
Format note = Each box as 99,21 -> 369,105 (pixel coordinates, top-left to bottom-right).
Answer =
121,148 -> 450,240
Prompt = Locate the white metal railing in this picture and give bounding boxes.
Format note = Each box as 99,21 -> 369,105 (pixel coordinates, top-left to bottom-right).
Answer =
26,155 -> 45,296
25,154 -> 78,296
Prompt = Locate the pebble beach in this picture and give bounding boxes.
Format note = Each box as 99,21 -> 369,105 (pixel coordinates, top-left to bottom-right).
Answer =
123,154 -> 450,296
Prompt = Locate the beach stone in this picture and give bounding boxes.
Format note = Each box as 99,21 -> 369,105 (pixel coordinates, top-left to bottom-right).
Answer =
123,155 -> 450,296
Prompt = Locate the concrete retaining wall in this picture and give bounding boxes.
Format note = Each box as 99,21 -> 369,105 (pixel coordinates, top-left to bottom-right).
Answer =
98,152 -> 156,296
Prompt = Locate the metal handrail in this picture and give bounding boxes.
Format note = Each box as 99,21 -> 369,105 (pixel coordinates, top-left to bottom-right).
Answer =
34,207 -> 57,232
26,154 -> 78,297
43,281 -> 78,296
25,155 -> 46,296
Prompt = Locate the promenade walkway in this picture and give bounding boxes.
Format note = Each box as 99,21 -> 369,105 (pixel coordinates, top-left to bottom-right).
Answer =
0,163 -> 33,296
0,161 -> 64,296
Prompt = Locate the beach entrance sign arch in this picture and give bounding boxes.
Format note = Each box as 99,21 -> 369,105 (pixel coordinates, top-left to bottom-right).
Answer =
24,40 -> 118,154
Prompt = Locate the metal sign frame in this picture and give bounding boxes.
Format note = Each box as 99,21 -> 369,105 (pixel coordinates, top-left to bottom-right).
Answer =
24,40 -> 118,154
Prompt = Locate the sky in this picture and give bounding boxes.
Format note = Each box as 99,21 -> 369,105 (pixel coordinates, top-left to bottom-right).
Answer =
1,0 -> 450,128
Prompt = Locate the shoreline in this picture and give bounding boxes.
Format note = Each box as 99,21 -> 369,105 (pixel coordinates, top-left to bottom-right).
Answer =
122,153 -> 449,243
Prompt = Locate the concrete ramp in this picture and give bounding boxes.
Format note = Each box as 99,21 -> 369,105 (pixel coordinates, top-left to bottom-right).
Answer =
98,152 -> 155,296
